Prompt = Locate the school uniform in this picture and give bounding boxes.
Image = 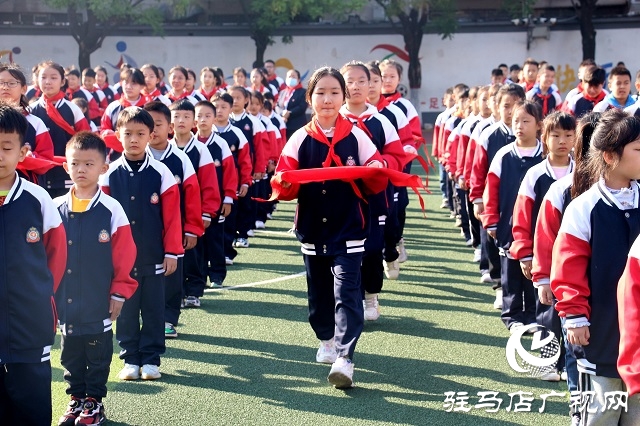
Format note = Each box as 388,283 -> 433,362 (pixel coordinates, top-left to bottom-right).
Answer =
272,116 -> 385,360
215,122 -> 252,260
85,87 -> 109,126
199,132 -> 238,285
268,75 -> 285,92
624,101 -> 640,117
26,84 -> 42,102
146,143 -> 203,327
99,154 -> 183,367
482,141 -> 543,329
19,113 -> 55,184
66,87 -> 102,125
29,93 -> 91,197
277,86 -> 307,137
592,93 -> 635,112
172,136 -> 220,297
95,83 -> 116,105
100,96 -> 153,134
526,85 -> 562,116
618,235 -> 640,396
341,104 -> 404,295
142,88 -> 171,106
254,113 -> 281,223
54,189 -> 137,400
552,180 -> 640,423
167,92 -> 200,106
565,91 -> 606,117
268,111 -> 287,154
444,115 -> 470,239
0,175 -> 66,426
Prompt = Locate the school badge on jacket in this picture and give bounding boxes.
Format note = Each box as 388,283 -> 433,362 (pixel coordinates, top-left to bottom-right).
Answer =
26,227 -> 40,243
98,230 -> 110,243
346,156 -> 356,166
150,193 -> 159,204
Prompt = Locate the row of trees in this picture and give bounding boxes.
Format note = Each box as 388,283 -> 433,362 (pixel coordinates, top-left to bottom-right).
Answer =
45,0 -> 601,113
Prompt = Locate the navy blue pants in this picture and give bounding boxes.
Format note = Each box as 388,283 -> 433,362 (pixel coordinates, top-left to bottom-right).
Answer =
456,187 -> 471,240
438,163 -> 447,200
184,237 -> 206,297
117,273 -> 166,366
480,228 -> 501,281
60,330 -> 113,399
236,186 -> 256,239
466,192 -> 481,248
224,203 -> 238,260
362,218 -> 384,295
304,253 -> 364,360
383,191 -> 400,262
0,361 -> 51,426
164,258 -> 184,326
500,256 -> 536,329
204,217 -> 227,285
255,177 -> 271,223
535,294 -> 565,373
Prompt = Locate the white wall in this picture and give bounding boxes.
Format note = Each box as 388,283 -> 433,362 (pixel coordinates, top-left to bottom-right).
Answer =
0,28 -> 636,114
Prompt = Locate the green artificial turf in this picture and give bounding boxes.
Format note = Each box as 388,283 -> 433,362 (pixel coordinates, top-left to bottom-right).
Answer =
50,162 -> 571,425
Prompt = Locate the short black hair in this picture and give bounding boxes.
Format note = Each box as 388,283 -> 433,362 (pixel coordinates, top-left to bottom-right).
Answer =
584,67 -> 606,86
66,131 -> 107,161
0,102 -> 28,146
82,68 -> 96,79
115,106 -> 154,133
510,64 -> 521,72
211,92 -> 234,107
120,68 -> 145,85
169,98 -> 195,114
144,101 -> 171,124
491,68 -> 504,77
195,100 -> 216,116
65,68 -> 80,79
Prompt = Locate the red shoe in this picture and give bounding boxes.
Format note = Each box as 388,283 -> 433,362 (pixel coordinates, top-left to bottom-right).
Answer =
75,397 -> 106,425
57,396 -> 84,426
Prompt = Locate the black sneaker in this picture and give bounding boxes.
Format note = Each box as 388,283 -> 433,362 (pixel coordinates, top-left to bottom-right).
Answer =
57,396 -> 84,426
75,397 -> 106,425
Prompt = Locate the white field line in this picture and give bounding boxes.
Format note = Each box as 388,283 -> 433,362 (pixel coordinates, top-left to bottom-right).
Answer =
204,271 -> 305,292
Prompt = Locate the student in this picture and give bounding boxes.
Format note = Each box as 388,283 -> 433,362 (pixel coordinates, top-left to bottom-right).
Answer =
432,87 -> 456,208
0,103 -> 66,426
482,100 -> 544,332
214,67 -> 227,91
101,68 -> 152,134
277,69 -> 308,138
511,111 -> 576,381
167,66 -> 199,104
531,112 -> 599,425
195,100 -> 238,287
250,68 -> 275,98
490,68 -> 505,85
143,101 -> 203,338
520,58 -> 539,92
65,68 -> 101,126
509,64 -> 521,84
199,67 -> 220,100
565,67 -> 606,117
271,66 -> 387,389
263,94 -> 287,151
232,67 -> 249,89
99,106 -> 183,381
71,98 -> 98,133
184,68 -> 206,102
228,85 -> 267,248
81,68 -> 108,126
30,61 -> 91,197
563,59 -> 597,106
551,109 -> 640,423
93,66 -> 116,105
141,64 -> 171,106
111,63 -> 132,101
170,99 -> 220,306
526,65 -> 562,117
157,66 -> 168,95
211,92 -> 251,265
339,61 -> 405,319
25,63 -> 42,102
264,59 -> 285,92
54,132 -> 137,426
593,66 -> 635,112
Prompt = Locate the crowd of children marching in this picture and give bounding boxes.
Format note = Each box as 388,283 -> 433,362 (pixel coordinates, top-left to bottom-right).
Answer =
0,57 -> 425,426
434,58 -> 640,425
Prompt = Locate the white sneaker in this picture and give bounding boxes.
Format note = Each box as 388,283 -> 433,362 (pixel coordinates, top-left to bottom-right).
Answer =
494,288 -> 503,310
560,370 -> 568,381
397,238 -> 407,263
481,273 -> 501,284
141,364 -> 161,380
266,213 -> 273,220
235,238 -> 249,248
383,260 -> 399,280
183,295 -> 201,308
225,257 -> 233,266
118,363 -> 140,380
539,371 -> 561,382
328,357 -> 355,389
255,220 -> 266,229
247,229 -> 255,237
465,238 -> 473,247
439,199 -> 448,209
316,339 -> 337,364
364,293 -> 380,321
509,321 -> 525,334
473,248 -> 481,262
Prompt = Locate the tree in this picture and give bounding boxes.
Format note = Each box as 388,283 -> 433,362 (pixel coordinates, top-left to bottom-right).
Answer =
237,0 -> 366,68
45,0 -> 191,70
571,0 -> 598,60
374,0 -> 456,120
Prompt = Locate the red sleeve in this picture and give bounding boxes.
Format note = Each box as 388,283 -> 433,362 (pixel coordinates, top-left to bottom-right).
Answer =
99,97 -> 108,116
197,163 -> 221,220
182,173 -> 204,237
510,194 -> 535,260
100,184 -> 110,196
408,115 -> 423,146
480,171 -> 500,229
447,134 -> 459,174
440,129 -> 452,165
100,111 -> 114,133
551,232 -> 592,319
88,98 -> 101,121
470,144 -> 489,202
618,253 -> 640,396
43,223 -> 67,293
267,130 -> 279,162
109,224 -> 138,299
431,124 -> 440,158
279,129 -> 287,150
222,156 -> 238,200
34,130 -> 54,160
160,184 -> 185,257
238,144 -> 253,186
463,137 -> 477,185
455,134 -> 469,180
531,199 -> 562,285
252,130 -> 268,173
381,139 -> 405,172
74,116 -> 91,132
272,154 -> 300,201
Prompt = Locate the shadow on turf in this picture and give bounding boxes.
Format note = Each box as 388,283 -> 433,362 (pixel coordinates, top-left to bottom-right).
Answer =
157,335 -> 566,425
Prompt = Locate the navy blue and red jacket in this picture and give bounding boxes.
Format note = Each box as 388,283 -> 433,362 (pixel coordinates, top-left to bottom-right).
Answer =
99,154 -> 184,277
146,142 -> 204,238
625,102 -> 640,117
54,189 -> 138,337
526,86 -> 562,116
383,92 -> 424,146
216,122 -> 253,188
481,141 -> 543,252
273,119 -> 385,256
230,111 -> 268,175
551,180 -> 640,378
96,83 -> 116,105
470,121 -> 515,204
511,158 -> 574,262
198,132 -> 238,217
0,175 -> 67,363
29,95 -> 91,191
565,91 -> 606,117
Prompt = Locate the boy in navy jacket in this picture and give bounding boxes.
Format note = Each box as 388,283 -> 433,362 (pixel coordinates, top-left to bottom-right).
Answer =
99,107 -> 183,382
0,103 -> 67,426
55,131 -> 138,426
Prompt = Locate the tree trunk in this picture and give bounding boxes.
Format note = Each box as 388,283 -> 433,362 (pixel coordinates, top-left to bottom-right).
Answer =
68,6 -> 107,70
578,0 -> 597,60
398,7 -> 425,124
78,44 -> 92,70
252,33 -> 269,69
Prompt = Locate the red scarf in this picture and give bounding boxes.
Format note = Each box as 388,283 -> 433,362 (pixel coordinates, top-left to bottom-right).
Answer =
373,95 -> 390,111
168,90 -> 189,102
18,156 -> 64,175
43,92 -> 77,136
524,81 -> 535,92
199,87 -> 217,100
119,94 -> 152,108
98,83 -> 110,91
583,90 -> 606,104
142,88 -> 161,99
535,93 -> 551,116
64,87 -> 77,100
383,92 -> 402,102
342,110 -> 374,140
